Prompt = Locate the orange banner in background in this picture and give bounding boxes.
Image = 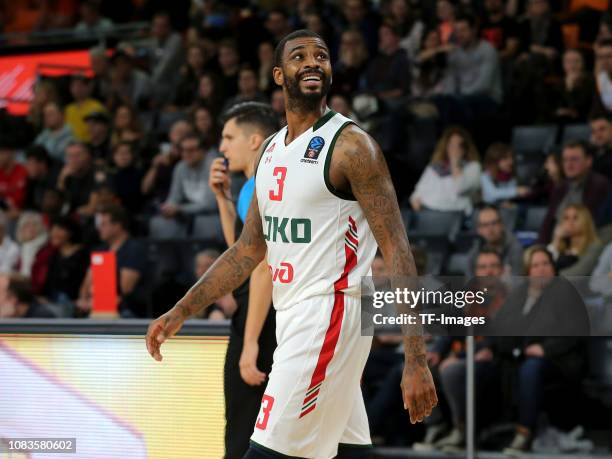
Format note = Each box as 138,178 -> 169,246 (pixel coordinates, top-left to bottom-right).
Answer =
0,49 -> 92,115
91,251 -> 118,316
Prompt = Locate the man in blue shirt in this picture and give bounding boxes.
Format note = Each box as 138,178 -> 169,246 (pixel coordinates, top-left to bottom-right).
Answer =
208,102 -> 279,459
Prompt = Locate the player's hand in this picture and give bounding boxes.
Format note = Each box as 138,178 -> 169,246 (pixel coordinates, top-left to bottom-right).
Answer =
209,157 -> 230,197
239,340 -> 267,386
401,356 -> 438,424
146,307 -> 185,362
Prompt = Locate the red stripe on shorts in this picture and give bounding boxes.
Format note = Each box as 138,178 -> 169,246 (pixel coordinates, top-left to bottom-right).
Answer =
301,218 -> 359,417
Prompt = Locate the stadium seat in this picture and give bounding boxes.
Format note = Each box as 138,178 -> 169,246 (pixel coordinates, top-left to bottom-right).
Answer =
149,215 -> 188,239
499,206 -> 519,232
520,206 -> 549,232
516,159 -> 543,185
400,206 -> 411,230
410,209 -> 463,240
562,123 -> 591,145
445,232 -> 477,276
408,233 -> 450,275
192,214 -> 224,243
142,238 -> 181,282
511,125 -> 558,158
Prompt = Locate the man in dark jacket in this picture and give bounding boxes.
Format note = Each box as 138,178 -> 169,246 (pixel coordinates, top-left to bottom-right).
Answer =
538,141 -> 610,243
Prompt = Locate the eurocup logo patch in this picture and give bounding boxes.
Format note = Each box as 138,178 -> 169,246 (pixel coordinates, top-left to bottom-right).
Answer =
304,136 -> 325,160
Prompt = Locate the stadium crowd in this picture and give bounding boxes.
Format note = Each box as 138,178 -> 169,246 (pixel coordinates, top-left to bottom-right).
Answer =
1,0 -> 612,454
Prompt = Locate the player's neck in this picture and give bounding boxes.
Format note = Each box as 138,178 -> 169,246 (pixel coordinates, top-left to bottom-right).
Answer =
284,99 -> 327,145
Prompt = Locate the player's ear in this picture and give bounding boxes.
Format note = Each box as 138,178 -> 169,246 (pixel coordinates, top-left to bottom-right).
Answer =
273,66 -> 283,86
249,133 -> 264,152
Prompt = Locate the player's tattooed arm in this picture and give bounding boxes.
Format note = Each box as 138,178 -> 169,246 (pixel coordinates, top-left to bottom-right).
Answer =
332,124 -> 438,423
146,193 -> 267,361
176,192 -> 267,318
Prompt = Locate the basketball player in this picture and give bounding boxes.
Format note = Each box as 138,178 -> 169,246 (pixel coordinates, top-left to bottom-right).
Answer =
146,30 -> 437,458
209,102 -> 280,458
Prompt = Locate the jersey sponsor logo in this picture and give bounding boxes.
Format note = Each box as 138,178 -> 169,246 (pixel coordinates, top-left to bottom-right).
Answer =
263,215 -> 312,243
268,262 -> 294,283
303,136 -> 325,160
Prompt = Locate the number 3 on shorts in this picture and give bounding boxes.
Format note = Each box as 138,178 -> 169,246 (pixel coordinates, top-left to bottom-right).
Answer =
255,394 -> 275,430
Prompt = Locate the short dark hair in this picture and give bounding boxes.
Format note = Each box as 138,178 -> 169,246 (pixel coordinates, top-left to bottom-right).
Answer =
477,204 -> 501,220
474,247 -> 503,270
66,140 -> 92,155
598,38 -> 612,49
589,112 -> 612,123
25,145 -> 51,165
221,102 -> 280,138
179,133 -> 205,151
268,7 -> 289,19
8,276 -> 34,305
274,29 -> 326,67
455,12 -> 478,29
99,204 -> 130,231
563,140 -> 591,157
51,215 -> 82,244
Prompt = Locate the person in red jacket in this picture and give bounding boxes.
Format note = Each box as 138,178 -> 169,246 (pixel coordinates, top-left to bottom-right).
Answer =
0,139 -> 28,218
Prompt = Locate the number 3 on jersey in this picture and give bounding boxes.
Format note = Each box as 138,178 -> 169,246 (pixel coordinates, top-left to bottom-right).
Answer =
269,167 -> 287,201
255,394 -> 275,430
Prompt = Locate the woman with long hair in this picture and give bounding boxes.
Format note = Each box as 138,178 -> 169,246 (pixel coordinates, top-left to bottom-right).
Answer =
548,204 -> 603,275
410,126 -> 481,214
481,143 -> 530,205
111,104 -> 142,148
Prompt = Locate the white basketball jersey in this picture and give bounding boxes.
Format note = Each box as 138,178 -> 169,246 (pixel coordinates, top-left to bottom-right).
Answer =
255,110 -> 378,310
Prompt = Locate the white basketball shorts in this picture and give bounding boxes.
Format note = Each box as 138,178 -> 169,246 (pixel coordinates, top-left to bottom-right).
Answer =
249,293 -> 373,458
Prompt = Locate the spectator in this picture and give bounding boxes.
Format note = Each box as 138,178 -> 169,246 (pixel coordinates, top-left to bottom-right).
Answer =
0,138 -> 28,214
329,94 -> 359,121
28,80 -> 59,133
265,8 -> 292,45
23,146 -> 59,212
57,141 -> 96,215
141,119 -> 193,204
78,205 -> 148,318
153,134 -> 217,238
303,11 -> 334,53
552,49 -> 595,122
257,41 -> 276,95
481,142 -> 530,204
15,212 -> 47,278
74,0 -> 114,38
217,40 -> 241,100
594,39 -> 612,114
442,13 -> 503,104
410,126 -> 481,214
433,249 -> 505,452
64,75 -> 106,141
191,105 -> 218,149
40,188 -> 64,226
34,101 -> 74,162
337,0 -> 379,57
0,211 -> 19,274
89,46 -> 111,103
84,111 -> 112,165
467,205 -> 525,276
222,66 -> 268,112
480,0 -> 520,60
174,44 -> 207,108
529,151 -> 565,204
332,30 -> 369,98
539,141 -> 610,242
361,22 -> 410,104
589,113 -> 612,178
195,72 -> 224,116
194,249 -> 236,320
518,0 -> 564,63
270,88 -> 287,127
492,246 -> 588,454
110,104 -> 142,149
1,275 -> 57,318
108,50 -> 153,111
436,0 -> 456,44
548,203 -> 603,276
411,28 -> 449,97
147,12 -> 184,105
41,217 -> 88,313
109,142 -> 144,213
589,240 -> 612,298
387,0 -> 425,61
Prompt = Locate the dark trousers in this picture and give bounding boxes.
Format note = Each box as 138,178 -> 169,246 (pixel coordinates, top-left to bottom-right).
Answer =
224,329 -> 275,459
517,357 -> 561,430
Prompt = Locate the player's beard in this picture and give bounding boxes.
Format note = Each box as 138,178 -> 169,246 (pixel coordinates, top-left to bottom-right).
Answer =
284,69 -> 331,113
